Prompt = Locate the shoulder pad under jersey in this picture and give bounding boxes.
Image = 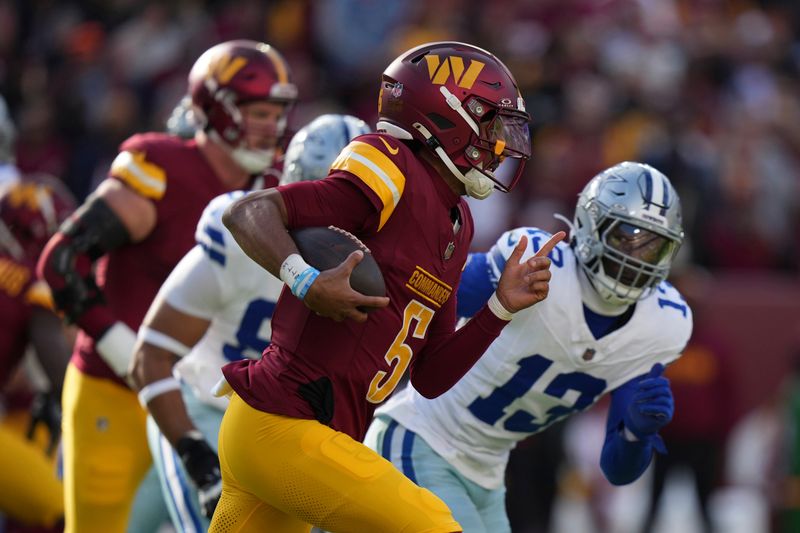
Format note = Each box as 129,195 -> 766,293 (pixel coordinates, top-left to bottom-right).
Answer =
329,133 -> 409,230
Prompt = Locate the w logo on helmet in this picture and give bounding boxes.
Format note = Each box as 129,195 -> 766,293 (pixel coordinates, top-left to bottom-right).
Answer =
206,54 -> 248,85
424,55 -> 485,89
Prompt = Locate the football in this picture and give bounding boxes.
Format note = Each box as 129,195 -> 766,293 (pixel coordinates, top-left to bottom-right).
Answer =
289,226 -> 386,306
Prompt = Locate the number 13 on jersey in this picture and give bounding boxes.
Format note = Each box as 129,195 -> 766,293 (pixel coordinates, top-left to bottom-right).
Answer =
367,300 -> 434,404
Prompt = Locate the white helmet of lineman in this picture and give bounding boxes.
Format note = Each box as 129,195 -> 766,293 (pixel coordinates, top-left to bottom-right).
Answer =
570,161 -> 684,306
280,114 -> 370,185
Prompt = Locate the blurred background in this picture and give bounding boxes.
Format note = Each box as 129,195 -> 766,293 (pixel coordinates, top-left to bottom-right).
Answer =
1,0 -> 799,532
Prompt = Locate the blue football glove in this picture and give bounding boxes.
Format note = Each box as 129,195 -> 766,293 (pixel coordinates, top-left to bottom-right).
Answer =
623,363 -> 674,440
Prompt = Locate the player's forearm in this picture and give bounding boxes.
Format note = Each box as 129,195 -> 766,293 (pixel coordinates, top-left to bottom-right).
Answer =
147,391 -> 198,447
28,308 -> 72,397
131,345 -> 194,445
223,189 -> 295,279
411,304 -> 509,398
37,196 -> 131,336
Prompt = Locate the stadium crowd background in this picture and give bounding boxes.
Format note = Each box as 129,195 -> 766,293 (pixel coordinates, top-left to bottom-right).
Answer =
1,0 -> 799,531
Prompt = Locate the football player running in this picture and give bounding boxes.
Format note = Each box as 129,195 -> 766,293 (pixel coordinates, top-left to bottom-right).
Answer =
129,114 -> 370,533
36,40 -> 297,533
365,162 -> 692,533
0,178 -> 75,528
210,41 -> 564,533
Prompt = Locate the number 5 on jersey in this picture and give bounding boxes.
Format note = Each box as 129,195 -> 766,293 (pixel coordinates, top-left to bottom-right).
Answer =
367,300 -> 434,404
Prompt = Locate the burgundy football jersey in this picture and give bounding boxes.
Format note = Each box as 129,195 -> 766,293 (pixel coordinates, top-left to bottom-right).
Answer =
223,133 -> 476,440
72,133 -> 255,383
0,253 -> 48,387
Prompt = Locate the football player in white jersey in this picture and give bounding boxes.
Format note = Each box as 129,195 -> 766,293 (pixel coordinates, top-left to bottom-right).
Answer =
128,113 -> 370,533
365,161 -> 693,533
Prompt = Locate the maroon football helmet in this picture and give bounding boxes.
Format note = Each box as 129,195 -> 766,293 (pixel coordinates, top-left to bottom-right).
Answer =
188,39 -> 298,173
377,41 -> 531,199
0,175 -> 76,262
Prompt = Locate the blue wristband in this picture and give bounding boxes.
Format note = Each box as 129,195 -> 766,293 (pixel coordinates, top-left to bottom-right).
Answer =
291,267 -> 320,300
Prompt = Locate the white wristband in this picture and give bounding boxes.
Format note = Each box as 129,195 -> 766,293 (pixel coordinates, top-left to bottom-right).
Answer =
487,292 -> 514,321
96,321 -> 137,377
137,376 -> 182,407
138,326 -> 192,357
279,253 -> 320,299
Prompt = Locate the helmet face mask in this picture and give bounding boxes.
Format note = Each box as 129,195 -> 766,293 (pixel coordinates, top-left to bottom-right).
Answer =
376,41 -> 531,199
188,40 -> 297,174
573,162 -> 684,306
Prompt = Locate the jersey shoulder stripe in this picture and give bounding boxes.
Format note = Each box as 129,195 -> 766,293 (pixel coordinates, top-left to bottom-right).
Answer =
110,150 -> 167,200
330,138 -> 406,230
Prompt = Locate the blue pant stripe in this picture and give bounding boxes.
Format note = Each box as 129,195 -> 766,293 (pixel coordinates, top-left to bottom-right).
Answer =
401,429 -> 417,484
158,434 -> 203,533
381,419 -> 398,460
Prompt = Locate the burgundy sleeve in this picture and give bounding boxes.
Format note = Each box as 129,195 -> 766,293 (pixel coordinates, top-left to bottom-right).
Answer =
410,304 -> 510,399
278,173 -> 382,234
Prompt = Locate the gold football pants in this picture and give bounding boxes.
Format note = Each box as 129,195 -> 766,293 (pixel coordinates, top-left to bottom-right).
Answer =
0,411 -> 63,526
209,393 -> 462,533
61,363 -> 151,533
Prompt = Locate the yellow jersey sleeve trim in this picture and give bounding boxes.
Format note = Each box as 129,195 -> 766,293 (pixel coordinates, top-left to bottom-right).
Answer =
110,150 -> 167,200
24,280 -> 54,310
330,140 -> 405,230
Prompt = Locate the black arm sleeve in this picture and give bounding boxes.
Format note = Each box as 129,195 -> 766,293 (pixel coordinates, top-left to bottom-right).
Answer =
38,196 -> 131,332
59,196 -> 131,260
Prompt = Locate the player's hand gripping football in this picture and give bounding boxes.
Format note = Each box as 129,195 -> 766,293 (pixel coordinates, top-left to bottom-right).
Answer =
175,431 -> 222,519
304,250 -> 390,323
495,231 -> 566,313
623,363 -> 674,439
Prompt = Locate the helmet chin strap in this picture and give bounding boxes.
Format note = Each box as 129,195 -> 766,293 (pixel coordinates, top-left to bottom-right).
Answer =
411,123 -> 494,199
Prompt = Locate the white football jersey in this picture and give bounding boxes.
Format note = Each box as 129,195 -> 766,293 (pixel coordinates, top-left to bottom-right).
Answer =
158,191 -> 284,410
376,226 -> 693,489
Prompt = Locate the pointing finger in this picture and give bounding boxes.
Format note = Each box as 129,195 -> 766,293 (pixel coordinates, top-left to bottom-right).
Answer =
534,231 -> 566,259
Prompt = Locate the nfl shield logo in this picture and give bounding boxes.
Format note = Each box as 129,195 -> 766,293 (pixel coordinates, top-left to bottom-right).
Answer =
391,82 -> 403,98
